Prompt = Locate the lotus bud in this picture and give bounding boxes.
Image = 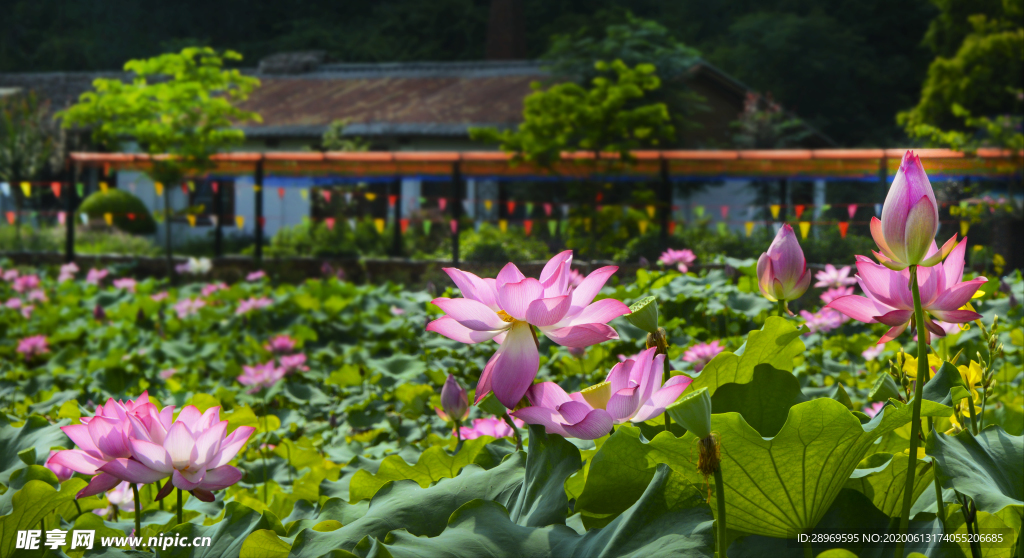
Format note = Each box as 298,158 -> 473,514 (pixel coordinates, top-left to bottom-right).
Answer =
871,150 -> 957,269
756,224 -> 811,303
440,374 -> 469,422
666,387 -> 712,439
93,304 -> 106,321
568,346 -> 586,359
624,295 -> 659,333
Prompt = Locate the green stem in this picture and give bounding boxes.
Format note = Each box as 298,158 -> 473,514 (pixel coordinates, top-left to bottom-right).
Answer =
132,483 -> 142,541
453,418 -> 464,454
931,457 -> 946,531
803,539 -> 813,558
155,481 -> 164,511
177,488 -> 183,526
894,265 -> 928,558
967,397 -> 979,436
776,299 -> 786,318
501,413 -> 523,451
713,467 -> 728,558
73,500 -> 82,518
665,413 -> 672,433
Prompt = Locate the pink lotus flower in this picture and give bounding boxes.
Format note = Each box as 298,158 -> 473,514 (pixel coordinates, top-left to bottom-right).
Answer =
113,278 -> 137,293
238,362 -> 286,393
279,353 -> 308,373
426,250 -> 630,408
872,151 -> 957,270
757,224 -> 811,303
17,335 -> 48,359
236,297 -> 272,315
861,345 -> 885,361
159,368 -> 177,379
390,305 -> 406,316
93,481 -> 135,517
438,374 -> 469,422
814,264 -> 857,288
20,305 -> 33,319
151,291 -> 169,302
173,298 -> 206,319
247,270 -> 266,281
826,240 -> 986,344
27,288 -> 47,303
58,262 -> 79,282
3,269 -> 19,281
86,268 -> 109,285
514,347 -> 691,439
46,450 -> 75,482
820,286 -> 855,305
48,392 -> 172,497
12,274 -> 40,293
658,248 -> 697,273
201,282 -> 228,297
863,402 -> 886,418
5,297 -> 22,309
101,405 -> 255,502
264,334 -> 296,354
457,416 -> 524,440
567,268 -> 585,288
800,309 -> 847,335
682,340 -> 725,372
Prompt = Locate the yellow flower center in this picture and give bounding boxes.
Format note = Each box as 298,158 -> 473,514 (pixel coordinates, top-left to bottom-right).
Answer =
496,310 -> 515,323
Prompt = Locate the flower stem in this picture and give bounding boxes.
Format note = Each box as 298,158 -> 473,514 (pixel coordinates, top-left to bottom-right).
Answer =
665,413 -> 672,432
132,483 -> 142,543
453,418 -> 464,454
501,413 -> 523,451
776,299 -> 786,318
803,540 -> 813,558
177,488 -> 183,526
713,467 -> 728,558
967,397 -> 979,435
894,265 -> 928,558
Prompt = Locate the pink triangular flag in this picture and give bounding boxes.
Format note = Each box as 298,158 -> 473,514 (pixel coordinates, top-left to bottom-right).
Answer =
847,204 -> 857,219
720,205 -> 729,220
543,203 -> 552,217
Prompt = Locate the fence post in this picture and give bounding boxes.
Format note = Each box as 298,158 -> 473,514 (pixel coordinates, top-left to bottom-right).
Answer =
451,161 -> 462,265
254,159 -> 264,265
391,177 -> 402,256
659,157 -> 672,250
65,163 -> 77,263
214,179 -> 224,258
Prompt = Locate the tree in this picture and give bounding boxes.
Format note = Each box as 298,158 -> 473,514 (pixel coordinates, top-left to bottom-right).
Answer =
731,92 -> 810,149
897,0 -> 1023,151
0,91 -> 58,246
58,47 -> 261,269
470,59 -> 674,166
321,119 -> 369,152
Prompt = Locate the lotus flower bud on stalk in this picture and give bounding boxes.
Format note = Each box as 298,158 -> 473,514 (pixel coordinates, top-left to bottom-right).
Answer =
756,224 -> 811,316
439,374 -> 469,424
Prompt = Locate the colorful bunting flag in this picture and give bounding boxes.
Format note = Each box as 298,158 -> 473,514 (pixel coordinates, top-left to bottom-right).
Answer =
524,220 -> 533,235
321,190 -> 331,203
154,182 -> 163,196
960,221 -> 970,236
210,215 -> 218,227
127,213 -> 136,220
236,216 -> 245,228
277,187 -> 285,199
344,192 -> 352,204
300,189 -> 308,200
400,218 -> 409,234
561,204 -> 570,217
388,194 -> 397,208
20,182 -> 31,197
0,182 -> 9,197
186,214 -> 196,227
720,205 -> 729,220
258,216 -> 266,228
211,182 -> 219,194
483,199 -> 493,211
81,213 -> 89,225
374,218 -> 385,233
548,220 -> 557,236
188,181 -> 195,192
499,219 -> 508,233
638,220 -> 649,234
543,203 -> 552,216
365,192 -> 377,202
770,205 -> 781,219
253,185 -> 262,192
596,192 -> 603,203
103,213 -> 113,226
507,201 -> 516,214
449,219 -> 458,234
838,222 -> 849,238
5,211 -> 14,225
847,204 -> 857,219
525,202 -> 534,215
348,218 -> 357,231
324,217 -> 335,230
693,205 -> 705,218
874,203 -> 882,217
439,198 -> 447,211
423,220 -> 432,235
57,211 -> 66,225
795,205 -> 805,219
181,183 -> 189,196
646,205 -> 656,219
798,221 -> 811,239
51,182 -> 61,198
745,222 -> 755,236
668,221 -> 676,235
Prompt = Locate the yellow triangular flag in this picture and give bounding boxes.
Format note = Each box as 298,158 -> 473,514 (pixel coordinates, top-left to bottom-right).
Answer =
960,221 -> 970,236
365,193 -> 377,202
103,212 -> 113,226
236,216 -> 245,228
638,220 -> 649,234
498,219 -> 508,233
253,185 -> 262,192
770,205 -> 781,219
300,189 -> 308,200
484,199 -> 493,211
99,182 -> 109,194
374,218 -> 385,233
744,221 -> 755,237
186,214 -> 196,227
799,221 -> 811,239
20,182 -> 31,197
154,182 -> 164,196
645,205 -> 656,219
187,181 -> 195,192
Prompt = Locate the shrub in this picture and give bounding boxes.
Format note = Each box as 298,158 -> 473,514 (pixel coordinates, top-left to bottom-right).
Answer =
77,189 -> 157,235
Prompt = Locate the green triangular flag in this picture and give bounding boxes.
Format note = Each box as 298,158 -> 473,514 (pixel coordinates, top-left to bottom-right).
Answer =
548,220 -> 557,236
76,183 -> 85,197
716,222 -> 728,235
525,202 -> 534,215
820,204 -> 831,212
423,220 -> 432,235
693,205 -> 706,218
559,220 -> 568,234
419,196 -> 427,204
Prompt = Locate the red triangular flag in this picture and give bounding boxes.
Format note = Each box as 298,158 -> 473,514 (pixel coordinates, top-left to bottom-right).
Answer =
507,201 -> 516,214
400,218 -> 409,234
277,187 -> 285,199
58,211 -> 66,225
51,182 -> 61,198
794,204 -> 805,219
847,204 -> 857,219
388,195 -> 397,208
127,213 -> 136,220
838,221 -> 849,238
325,217 -> 335,230
543,203 -> 552,216
596,192 -> 603,203
211,182 -> 219,194
449,219 -> 458,234
181,184 -> 190,195
524,220 -> 533,235
322,191 -> 332,203
5,211 -> 14,225
668,221 -> 676,235
258,216 -> 266,227
439,198 -> 447,211
720,205 -> 729,220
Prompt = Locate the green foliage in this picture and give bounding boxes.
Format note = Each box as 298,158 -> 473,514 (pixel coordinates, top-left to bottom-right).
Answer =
77,188 -> 157,234
320,119 -> 369,152
0,92 -> 56,184
458,222 -> 550,263
731,92 -> 811,149
926,426 -> 1023,518
58,47 -> 261,185
898,1 -> 1023,149
471,60 -> 674,166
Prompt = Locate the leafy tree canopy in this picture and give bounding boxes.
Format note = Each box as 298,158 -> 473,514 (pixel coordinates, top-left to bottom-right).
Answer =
58,47 -> 261,184
0,92 -> 57,182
